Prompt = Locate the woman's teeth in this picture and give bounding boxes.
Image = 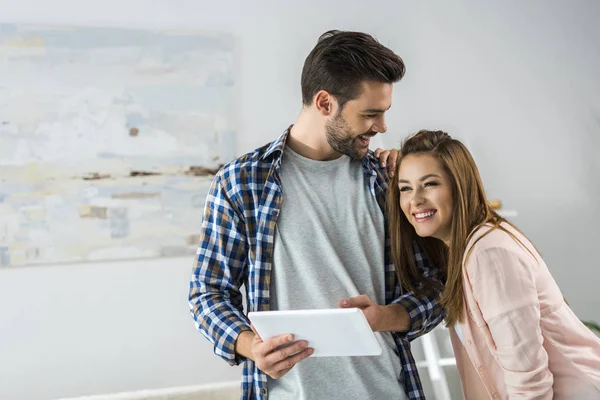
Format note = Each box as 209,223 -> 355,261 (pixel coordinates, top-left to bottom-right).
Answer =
415,211 -> 435,218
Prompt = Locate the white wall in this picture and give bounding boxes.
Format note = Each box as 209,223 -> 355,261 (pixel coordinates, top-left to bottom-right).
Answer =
1,1 -> 599,399
0,257 -> 241,400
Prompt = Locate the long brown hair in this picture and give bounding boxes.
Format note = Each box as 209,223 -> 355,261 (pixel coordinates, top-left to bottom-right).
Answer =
388,130 -> 529,326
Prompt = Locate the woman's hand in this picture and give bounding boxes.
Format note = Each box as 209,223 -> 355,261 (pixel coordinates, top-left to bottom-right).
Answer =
374,148 -> 400,177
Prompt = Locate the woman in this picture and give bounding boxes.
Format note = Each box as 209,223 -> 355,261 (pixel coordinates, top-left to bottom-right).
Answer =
387,130 -> 600,399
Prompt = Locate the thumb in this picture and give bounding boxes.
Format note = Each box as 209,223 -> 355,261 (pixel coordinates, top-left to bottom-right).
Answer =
339,295 -> 369,308
250,323 -> 263,342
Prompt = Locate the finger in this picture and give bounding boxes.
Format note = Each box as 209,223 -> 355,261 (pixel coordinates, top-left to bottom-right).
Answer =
374,148 -> 383,158
260,333 -> 294,355
338,298 -> 351,307
388,150 -> 399,177
378,150 -> 390,168
270,347 -> 314,375
271,368 -> 292,379
339,294 -> 370,308
263,340 -> 309,366
356,294 -> 371,303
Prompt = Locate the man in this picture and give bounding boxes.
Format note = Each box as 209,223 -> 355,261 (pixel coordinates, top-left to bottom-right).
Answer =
189,30 -> 444,400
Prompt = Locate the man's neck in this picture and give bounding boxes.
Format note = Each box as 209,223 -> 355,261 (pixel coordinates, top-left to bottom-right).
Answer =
287,113 -> 342,161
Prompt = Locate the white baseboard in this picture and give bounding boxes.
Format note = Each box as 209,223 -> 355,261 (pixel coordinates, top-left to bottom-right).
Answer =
59,381 -> 240,400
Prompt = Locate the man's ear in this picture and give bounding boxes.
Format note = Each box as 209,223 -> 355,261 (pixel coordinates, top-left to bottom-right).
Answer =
314,90 -> 336,116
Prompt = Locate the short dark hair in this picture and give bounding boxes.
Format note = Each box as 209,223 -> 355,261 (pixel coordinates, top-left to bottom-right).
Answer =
301,30 -> 406,109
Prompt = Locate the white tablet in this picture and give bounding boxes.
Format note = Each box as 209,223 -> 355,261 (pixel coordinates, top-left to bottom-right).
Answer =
248,308 -> 382,357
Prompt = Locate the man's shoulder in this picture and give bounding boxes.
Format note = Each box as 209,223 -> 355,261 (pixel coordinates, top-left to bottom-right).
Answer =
363,150 -> 390,184
214,140 -> 277,188
364,149 -> 380,169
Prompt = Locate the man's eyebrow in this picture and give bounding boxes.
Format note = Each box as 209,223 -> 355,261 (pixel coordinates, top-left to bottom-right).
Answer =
363,105 -> 392,113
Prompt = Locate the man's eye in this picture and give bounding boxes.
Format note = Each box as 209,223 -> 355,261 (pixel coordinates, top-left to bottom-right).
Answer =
364,114 -> 377,119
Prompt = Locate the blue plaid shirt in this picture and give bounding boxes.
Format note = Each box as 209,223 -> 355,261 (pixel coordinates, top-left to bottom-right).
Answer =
189,128 -> 445,400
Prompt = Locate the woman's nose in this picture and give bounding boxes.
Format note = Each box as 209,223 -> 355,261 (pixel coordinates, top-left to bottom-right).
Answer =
412,190 -> 425,207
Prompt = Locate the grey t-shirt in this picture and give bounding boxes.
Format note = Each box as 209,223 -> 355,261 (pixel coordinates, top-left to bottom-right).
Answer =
267,146 -> 406,400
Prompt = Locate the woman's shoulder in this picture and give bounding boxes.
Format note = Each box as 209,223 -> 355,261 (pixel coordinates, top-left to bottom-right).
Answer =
468,222 -> 516,246
464,223 -> 540,273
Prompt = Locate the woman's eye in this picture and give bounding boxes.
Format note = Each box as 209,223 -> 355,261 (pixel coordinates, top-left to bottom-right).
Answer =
424,181 -> 439,187
399,186 -> 412,192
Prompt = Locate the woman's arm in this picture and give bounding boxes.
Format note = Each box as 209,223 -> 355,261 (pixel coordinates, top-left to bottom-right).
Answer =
469,246 -> 553,399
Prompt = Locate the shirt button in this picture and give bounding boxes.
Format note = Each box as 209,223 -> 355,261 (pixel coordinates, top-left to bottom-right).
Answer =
261,298 -> 269,304
492,393 -> 500,399
478,365 -> 485,373
261,388 -> 268,395
467,340 -> 473,346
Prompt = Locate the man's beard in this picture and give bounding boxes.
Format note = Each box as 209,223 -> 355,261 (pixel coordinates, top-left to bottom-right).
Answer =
325,112 -> 372,160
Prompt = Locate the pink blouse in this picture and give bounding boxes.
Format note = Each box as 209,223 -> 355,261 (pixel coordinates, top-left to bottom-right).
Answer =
450,223 -> 600,399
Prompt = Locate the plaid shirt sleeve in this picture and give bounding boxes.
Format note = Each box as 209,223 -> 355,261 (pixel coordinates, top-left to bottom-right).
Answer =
392,241 -> 446,342
188,171 -> 251,366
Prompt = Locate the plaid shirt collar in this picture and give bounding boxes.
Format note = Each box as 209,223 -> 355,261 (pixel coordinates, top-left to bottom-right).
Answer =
262,126 -> 387,199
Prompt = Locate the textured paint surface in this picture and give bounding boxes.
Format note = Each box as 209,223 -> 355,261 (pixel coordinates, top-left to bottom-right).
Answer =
0,24 -> 235,266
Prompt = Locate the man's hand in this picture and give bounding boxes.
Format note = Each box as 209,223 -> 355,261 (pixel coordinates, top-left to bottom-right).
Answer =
374,148 -> 400,177
248,325 -> 313,379
339,295 -> 411,333
338,294 -> 384,331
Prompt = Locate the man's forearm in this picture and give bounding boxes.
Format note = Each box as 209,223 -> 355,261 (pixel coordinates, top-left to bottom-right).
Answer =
376,304 -> 412,332
235,330 -> 255,360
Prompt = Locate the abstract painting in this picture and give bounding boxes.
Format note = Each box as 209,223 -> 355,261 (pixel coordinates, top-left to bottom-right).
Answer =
0,24 -> 235,266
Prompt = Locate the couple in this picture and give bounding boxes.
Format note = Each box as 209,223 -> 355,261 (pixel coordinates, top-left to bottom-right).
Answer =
189,30 -> 600,399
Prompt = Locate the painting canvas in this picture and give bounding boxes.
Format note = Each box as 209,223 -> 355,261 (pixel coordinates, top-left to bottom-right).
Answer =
0,24 -> 236,266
